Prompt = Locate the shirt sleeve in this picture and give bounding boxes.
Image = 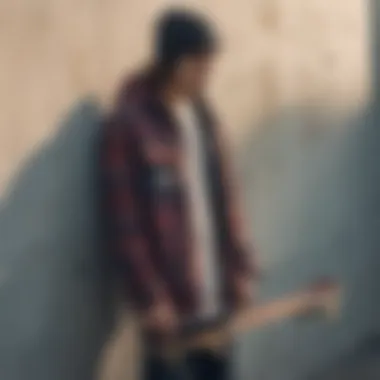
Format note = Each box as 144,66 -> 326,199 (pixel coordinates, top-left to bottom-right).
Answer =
101,113 -> 170,311
215,123 -> 258,279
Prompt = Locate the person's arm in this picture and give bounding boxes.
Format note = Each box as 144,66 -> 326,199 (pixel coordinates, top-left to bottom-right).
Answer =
216,131 -> 257,279
227,195 -> 258,278
200,100 -> 258,281
227,190 -> 259,308
102,112 -> 173,316
215,125 -> 259,307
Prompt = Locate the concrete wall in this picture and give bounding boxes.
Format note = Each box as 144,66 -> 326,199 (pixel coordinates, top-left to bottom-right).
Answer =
0,1 -> 375,380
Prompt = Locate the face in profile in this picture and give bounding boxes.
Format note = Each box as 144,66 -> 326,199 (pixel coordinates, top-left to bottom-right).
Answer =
173,53 -> 216,97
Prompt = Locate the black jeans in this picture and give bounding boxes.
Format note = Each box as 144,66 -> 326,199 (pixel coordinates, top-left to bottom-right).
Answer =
142,347 -> 232,380
141,314 -> 232,380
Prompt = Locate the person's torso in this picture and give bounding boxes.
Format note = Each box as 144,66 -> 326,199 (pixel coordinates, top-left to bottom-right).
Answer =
106,78 -> 239,318
171,101 -> 221,319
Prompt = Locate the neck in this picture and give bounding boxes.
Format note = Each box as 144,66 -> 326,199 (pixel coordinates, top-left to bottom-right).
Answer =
161,82 -> 190,107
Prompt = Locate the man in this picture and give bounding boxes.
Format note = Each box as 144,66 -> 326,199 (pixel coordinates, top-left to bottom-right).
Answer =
101,9 -> 257,380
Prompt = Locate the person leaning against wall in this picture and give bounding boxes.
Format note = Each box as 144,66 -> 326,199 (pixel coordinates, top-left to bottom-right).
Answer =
100,8 -> 258,380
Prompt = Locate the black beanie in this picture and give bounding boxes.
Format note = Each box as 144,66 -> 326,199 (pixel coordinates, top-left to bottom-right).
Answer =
155,9 -> 218,65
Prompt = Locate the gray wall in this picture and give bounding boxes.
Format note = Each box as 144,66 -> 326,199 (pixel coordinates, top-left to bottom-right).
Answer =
235,106 -> 380,379
0,101 -> 117,379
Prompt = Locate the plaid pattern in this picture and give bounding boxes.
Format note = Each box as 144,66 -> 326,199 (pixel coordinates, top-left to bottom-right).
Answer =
100,74 -> 256,317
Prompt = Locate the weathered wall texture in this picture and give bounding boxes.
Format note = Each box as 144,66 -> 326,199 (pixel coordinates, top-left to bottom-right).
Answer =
0,1 -> 375,380
0,0 -> 370,189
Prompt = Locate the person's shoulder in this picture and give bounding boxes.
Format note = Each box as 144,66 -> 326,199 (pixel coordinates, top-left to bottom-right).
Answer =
112,70 -> 151,121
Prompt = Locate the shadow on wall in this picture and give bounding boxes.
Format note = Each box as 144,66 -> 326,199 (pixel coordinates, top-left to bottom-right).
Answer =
0,99 -> 119,380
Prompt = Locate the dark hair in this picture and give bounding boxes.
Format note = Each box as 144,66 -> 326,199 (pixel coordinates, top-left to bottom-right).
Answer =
154,9 -> 218,67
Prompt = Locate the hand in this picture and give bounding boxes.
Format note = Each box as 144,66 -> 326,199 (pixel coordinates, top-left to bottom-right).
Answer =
234,276 -> 255,310
143,301 -> 178,336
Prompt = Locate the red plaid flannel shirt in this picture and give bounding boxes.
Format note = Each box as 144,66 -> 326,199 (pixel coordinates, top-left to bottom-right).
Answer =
100,73 -> 256,318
